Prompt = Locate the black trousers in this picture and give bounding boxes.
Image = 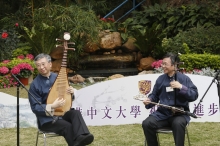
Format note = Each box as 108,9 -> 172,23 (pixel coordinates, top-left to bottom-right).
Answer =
142,115 -> 187,146
40,109 -> 90,146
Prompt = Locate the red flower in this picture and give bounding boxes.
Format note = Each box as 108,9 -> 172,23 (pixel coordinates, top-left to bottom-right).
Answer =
15,23 -> 19,27
107,17 -> 115,22
100,18 -> 107,22
1,32 -> 8,39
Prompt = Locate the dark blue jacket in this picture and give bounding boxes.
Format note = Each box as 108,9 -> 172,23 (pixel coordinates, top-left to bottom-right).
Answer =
28,72 -> 74,126
145,72 -> 198,123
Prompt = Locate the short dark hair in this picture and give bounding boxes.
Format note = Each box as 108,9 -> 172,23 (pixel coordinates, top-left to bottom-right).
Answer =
34,53 -> 51,63
163,52 -> 180,65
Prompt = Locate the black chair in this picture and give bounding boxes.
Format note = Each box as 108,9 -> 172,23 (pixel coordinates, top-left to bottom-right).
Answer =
144,126 -> 191,146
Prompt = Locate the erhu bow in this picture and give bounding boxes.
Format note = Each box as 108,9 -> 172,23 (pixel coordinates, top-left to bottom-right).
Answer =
46,32 -> 75,116
134,97 -> 199,119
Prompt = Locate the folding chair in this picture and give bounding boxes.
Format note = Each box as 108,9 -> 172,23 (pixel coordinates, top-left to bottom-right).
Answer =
35,120 -> 61,146
144,126 -> 191,146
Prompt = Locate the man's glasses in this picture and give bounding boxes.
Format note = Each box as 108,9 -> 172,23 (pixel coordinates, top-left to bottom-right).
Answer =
161,63 -> 171,67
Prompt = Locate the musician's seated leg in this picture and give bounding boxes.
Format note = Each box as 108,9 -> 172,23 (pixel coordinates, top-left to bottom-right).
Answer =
169,116 -> 187,146
40,109 -> 94,146
142,115 -> 169,146
62,109 -> 94,146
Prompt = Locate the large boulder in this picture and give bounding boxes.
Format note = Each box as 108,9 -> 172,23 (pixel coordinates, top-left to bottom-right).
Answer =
122,38 -> 138,52
138,57 -> 156,71
99,31 -> 122,49
83,42 -> 100,53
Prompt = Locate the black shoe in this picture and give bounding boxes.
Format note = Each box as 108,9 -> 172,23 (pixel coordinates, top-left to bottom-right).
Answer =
73,134 -> 94,146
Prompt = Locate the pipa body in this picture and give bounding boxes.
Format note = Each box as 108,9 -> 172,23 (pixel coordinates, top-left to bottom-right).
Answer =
47,45 -> 72,116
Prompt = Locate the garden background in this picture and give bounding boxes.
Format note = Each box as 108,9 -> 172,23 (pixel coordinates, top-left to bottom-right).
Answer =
1,0 -> 220,145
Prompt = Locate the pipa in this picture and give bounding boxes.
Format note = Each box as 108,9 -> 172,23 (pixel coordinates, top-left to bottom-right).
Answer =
47,32 -> 75,116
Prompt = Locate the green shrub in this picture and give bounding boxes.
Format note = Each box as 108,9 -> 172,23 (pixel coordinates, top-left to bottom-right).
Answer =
12,43 -> 32,58
162,27 -> 220,54
131,3 -> 220,37
22,23 -> 60,56
179,54 -> 220,71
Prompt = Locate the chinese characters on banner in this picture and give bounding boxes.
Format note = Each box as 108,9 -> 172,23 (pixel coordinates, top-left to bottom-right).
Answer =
75,103 -> 219,120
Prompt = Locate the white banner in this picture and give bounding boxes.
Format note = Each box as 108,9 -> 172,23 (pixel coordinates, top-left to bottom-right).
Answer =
73,74 -> 220,126
0,74 -> 219,128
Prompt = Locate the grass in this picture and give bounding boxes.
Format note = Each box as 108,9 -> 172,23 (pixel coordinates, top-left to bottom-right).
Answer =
1,123 -> 220,146
1,86 -> 220,145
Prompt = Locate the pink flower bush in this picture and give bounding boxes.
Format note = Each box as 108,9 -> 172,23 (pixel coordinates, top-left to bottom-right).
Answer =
193,69 -> 201,72
151,60 -> 163,69
2,60 -> 10,64
0,74 -> 18,89
17,54 -> 34,60
17,55 -> 25,59
26,54 -> 34,60
11,63 -> 34,78
0,66 -> 9,75
11,66 -> 20,74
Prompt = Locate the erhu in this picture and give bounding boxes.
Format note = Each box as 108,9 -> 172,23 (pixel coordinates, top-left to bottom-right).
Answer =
47,32 -> 75,116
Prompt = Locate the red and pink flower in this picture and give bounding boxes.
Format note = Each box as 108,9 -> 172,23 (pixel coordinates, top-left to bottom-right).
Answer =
151,60 -> 163,69
11,63 -> 34,78
2,60 -> 10,64
0,66 -> 9,75
26,54 -> 34,60
11,66 -> 20,75
15,23 -> 19,27
17,55 -> 25,59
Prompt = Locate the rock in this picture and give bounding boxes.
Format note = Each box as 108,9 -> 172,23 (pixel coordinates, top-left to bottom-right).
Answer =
78,53 -> 136,68
117,49 -> 122,53
83,42 -> 100,53
99,32 -> 122,49
108,74 -> 124,80
138,57 -> 156,71
138,70 -> 154,75
87,77 -> 95,83
103,52 -> 111,55
110,50 -> 116,54
122,37 -> 138,52
68,74 -> 85,83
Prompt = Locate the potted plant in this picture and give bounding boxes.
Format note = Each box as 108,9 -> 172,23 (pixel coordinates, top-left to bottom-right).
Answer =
11,62 -> 34,78
0,53 -> 35,87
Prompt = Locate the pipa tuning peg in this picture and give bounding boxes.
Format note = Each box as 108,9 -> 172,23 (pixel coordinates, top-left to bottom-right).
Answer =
56,45 -> 63,48
63,32 -> 71,40
56,38 -> 64,42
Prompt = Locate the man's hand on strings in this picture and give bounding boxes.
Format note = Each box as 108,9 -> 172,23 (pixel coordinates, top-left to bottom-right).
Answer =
170,80 -> 182,89
143,98 -> 151,105
51,98 -> 66,109
66,86 -> 76,94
